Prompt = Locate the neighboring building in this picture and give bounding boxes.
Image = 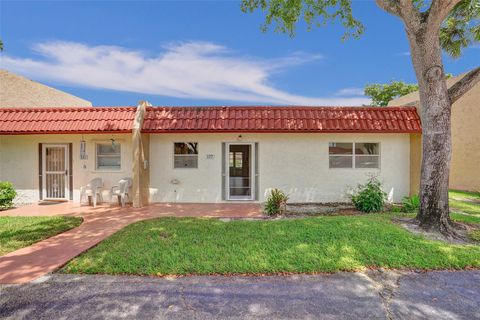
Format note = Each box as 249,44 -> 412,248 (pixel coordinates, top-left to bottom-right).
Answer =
388,72 -> 480,192
0,104 -> 421,205
0,69 -> 92,108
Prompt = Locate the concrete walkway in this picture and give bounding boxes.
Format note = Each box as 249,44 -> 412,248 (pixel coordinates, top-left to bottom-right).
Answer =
1,270 -> 479,319
0,202 -> 262,284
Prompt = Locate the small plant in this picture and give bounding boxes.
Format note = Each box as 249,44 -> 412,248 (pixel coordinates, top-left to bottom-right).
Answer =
401,194 -> 420,213
350,177 -> 387,213
389,205 -> 402,213
0,181 -> 17,209
264,188 -> 289,216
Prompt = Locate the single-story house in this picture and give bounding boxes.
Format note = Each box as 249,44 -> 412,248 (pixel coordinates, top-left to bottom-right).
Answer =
0,103 -> 422,206
389,71 -> 480,192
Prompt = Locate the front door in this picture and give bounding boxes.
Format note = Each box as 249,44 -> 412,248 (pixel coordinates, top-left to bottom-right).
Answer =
227,143 -> 254,200
43,144 -> 69,200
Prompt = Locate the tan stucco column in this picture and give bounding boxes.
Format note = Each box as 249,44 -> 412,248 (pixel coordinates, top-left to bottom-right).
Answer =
410,133 -> 422,196
132,101 -> 150,208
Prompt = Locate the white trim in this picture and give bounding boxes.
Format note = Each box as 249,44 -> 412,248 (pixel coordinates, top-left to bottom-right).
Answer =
42,144 -> 69,201
225,142 -> 255,201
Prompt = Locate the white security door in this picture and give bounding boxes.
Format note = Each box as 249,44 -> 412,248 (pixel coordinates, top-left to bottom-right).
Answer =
43,144 -> 69,200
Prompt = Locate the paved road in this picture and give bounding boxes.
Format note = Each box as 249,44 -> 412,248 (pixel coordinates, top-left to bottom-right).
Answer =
1,270 -> 479,319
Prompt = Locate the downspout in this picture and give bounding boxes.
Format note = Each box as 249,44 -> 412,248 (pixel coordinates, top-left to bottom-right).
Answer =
132,100 -> 150,208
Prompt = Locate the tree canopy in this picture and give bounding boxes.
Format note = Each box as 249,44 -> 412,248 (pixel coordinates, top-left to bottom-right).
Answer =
364,81 -> 419,106
241,0 -> 479,57
440,0 -> 480,58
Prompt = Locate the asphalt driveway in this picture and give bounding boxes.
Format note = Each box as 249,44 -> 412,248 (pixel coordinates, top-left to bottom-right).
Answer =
0,270 -> 479,319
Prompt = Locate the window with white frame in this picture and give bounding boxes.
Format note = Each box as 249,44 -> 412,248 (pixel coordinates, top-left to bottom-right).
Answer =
96,142 -> 121,170
329,142 -> 379,169
174,142 -> 198,168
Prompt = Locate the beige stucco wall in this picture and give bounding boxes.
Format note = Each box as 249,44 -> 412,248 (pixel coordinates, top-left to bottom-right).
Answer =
389,73 -> 480,191
140,133 -> 150,205
0,134 -> 132,204
149,133 -> 411,203
0,69 -> 92,108
449,83 -> 480,191
409,133 -> 422,196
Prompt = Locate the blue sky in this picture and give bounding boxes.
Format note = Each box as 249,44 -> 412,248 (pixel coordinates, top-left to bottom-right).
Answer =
0,0 -> 478,106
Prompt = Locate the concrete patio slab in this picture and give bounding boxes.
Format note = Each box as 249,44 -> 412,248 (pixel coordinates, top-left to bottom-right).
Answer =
0,202 -> 262,284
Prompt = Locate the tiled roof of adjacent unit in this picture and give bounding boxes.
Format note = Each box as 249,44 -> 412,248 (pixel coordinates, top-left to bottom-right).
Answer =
0,106 -> 422,134
0,107 -> 136,134
143,106 -> 422,133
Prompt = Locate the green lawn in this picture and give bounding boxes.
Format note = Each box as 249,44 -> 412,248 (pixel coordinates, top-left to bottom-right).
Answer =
0,216 -> 82,256
449,189 -> 480,216
449,190 -> 480,242
63,214 -> 480,276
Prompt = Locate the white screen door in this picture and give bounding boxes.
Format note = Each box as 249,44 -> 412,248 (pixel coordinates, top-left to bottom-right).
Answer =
226,143 -> 255,200
43,144 -> 69,200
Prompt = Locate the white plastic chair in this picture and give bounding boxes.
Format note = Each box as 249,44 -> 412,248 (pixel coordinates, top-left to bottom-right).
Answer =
111,177 -> 132,207
80,178 -> 103,207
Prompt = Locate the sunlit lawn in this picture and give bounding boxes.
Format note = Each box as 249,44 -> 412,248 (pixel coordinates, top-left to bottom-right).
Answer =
449,190 -> 480,240
63,213 -> 480,276
0,216 -> 82,256
449,189 -> 480,218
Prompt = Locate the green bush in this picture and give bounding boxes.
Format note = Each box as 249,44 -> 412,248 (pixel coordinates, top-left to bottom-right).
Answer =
351,177 -> 387,213
264,188 -> 289,216
401,194 -> 420,213
0,181 -> 17,209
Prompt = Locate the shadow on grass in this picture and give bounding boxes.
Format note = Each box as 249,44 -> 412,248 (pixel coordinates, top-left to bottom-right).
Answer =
0,216 -> 82,255
62,214 -> 480,276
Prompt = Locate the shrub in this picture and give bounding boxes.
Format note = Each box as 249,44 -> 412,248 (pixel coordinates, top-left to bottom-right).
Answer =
264,188 -> 289,216
0,181 -> 17,209
401,194 -> 420,213
351,177 -> 387,213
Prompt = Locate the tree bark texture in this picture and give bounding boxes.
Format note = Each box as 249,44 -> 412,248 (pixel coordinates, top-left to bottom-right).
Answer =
404,18 -> 455,234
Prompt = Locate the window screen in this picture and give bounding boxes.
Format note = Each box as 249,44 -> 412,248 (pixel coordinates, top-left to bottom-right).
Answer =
329,142 -> 379,169
329,143 -> 353,168
96,143 -> 121,170
355,143 -> 380,168
174,142 -> 198,168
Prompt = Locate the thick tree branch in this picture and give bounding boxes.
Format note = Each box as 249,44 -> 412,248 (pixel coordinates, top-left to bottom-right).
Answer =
375,0 -> 401,17
448,67 -> 480,104
398,0 -> 423,33
427,0 -> 462,29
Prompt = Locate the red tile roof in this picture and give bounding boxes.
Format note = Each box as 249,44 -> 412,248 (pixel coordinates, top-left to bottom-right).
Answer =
0,107 -> 136,134
143,106 -> 422,133
0,106 -> 422,134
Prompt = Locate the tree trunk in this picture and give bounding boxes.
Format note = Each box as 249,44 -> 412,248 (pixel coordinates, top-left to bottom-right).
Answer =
416,72 -> 453,234
406,25 -> 456,236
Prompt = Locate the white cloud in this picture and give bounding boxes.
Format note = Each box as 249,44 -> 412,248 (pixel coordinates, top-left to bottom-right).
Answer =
335,87 -> 365,96
398,51 -> 411,56
0,41 -> 370,105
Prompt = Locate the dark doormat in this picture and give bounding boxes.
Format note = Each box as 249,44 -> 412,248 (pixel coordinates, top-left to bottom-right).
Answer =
38,201 -> 64,206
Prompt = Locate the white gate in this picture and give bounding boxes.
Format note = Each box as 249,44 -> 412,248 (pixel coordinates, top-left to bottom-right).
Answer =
43,144 -> 69,200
